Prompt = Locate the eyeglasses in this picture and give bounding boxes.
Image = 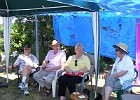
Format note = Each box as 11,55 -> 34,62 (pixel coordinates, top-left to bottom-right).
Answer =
75,60 -> 77,66
116,49 -> 120,52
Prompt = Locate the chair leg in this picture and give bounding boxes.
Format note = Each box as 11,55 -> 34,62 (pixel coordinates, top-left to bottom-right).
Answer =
38,85 -> 41,92
116,91 -> 123,100
52,79 -> 56,97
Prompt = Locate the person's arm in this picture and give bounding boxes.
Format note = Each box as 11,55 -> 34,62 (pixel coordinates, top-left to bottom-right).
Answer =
112,70 -> 128,78
8,56 -> 21,69
8,63 -> 17,69
75,68 -> 89,73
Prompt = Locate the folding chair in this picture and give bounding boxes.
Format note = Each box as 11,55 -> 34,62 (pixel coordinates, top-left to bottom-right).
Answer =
14,67 -> 40,87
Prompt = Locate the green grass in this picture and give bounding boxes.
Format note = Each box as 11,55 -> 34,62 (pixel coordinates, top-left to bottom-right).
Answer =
0,56 -> 116,100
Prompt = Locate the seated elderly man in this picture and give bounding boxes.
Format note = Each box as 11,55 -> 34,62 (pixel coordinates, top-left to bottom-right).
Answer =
33,40 -> 66,96
8,45 -> 39,96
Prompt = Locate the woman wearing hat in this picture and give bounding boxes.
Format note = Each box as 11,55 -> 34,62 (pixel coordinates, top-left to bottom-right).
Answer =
33,40 -> 66,95
101,42 -> 134,100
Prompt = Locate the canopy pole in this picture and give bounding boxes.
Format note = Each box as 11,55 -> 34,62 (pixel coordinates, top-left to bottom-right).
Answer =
90,12 -> 100,98
3,17 -> 12,83
35,15 -> 39,60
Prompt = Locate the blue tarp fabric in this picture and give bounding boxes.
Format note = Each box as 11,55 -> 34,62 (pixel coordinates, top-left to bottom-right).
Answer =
53,13 -> 136,60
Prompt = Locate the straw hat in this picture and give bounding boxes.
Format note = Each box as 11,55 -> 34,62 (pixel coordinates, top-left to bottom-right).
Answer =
113,42 -> 129,54
50,40 -> 60,46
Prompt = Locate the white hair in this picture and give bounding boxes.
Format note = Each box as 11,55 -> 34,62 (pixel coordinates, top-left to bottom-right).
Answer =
75,43 -> 84,50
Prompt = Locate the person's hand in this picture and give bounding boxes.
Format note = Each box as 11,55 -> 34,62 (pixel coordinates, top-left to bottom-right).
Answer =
67,69 -> 73,74
104,73 -> 109,79
8,65 -> 12,69
45,67 -> 54,72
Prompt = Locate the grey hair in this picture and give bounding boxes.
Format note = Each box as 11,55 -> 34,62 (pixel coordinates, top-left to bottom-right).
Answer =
75,43 -> 84,49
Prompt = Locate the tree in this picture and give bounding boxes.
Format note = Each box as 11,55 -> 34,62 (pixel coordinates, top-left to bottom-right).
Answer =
11,15 -> 54,64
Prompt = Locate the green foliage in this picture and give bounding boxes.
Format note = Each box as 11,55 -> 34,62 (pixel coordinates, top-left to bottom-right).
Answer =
10,15 -> 54,64
0,25 -> 4,53
99,56 -> 107,73
11,16 -> 35,52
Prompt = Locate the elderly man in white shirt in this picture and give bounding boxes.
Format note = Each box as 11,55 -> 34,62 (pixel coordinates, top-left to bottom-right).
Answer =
8,45 -> 39,96
101,42 -> 134,100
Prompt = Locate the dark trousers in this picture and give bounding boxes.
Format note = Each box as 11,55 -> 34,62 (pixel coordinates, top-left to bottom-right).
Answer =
58,74 -> 88,96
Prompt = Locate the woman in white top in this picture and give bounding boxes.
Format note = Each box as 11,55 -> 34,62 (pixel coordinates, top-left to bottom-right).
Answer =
101,42 -> 134,100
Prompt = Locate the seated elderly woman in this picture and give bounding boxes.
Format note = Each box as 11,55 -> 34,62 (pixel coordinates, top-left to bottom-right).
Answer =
58,44 -> 90,100
101,42 -> 134,100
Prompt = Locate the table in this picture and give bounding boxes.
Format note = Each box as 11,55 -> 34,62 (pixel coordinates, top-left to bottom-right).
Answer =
70,92 -> 88,100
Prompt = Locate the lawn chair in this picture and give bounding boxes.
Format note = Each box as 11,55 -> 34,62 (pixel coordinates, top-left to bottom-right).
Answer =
38,67 -> 64,97
13,66 -> 40,88
76,53 -> 95,94
114,68 -> 138,100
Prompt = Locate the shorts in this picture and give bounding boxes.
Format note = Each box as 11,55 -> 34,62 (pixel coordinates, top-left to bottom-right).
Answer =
101,75 -> 122,96
18,68 -> 36,74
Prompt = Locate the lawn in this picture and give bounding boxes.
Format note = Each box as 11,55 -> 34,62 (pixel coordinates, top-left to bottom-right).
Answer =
0,56 -> 117,100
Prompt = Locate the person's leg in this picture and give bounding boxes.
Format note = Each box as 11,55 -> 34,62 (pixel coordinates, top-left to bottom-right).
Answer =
67,76 -> 83,94
33,70 -> 50,88
58,74 -> 71,97
103,75 -> 118,100
44,71 -> 56,89
104,86 -> 112,100
20,66 -> 32,95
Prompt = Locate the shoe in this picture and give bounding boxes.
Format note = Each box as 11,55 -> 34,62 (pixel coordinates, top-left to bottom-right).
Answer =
43,86 -> 51,96
60,96 -> 66,100
24,87 -> 29,96
18,82 -> 25,90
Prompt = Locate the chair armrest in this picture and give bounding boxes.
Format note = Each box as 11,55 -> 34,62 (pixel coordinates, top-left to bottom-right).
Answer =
80,71 -> 95,87
122,78 -> 137,90
54,69 -> 64,80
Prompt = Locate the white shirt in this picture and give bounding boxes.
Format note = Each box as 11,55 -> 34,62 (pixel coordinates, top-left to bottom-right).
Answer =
111,55 -> 134,85
14,54 -> 39,69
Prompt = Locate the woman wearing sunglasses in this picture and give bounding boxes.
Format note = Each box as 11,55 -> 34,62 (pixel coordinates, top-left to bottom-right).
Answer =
58,44 -> 90,100
100,42 -> 134,100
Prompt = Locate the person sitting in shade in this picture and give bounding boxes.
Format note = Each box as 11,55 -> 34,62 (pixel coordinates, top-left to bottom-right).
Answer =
100,42 -> 134,100
8,45 -> 39,96
58,44 -> 90,100
33,40 -> 66,95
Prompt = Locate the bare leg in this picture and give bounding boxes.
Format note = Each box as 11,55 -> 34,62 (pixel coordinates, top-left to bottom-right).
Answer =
102,96 -> 105,100
21,66 -> 32,84
104,86 -> 112,100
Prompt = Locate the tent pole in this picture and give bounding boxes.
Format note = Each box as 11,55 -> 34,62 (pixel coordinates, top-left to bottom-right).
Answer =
90,12 -> 100,98
35,15 -> 39,61
3,17 -> 12,83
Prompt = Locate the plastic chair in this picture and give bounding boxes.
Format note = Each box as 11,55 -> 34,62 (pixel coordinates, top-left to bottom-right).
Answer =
76,53 -> 95,93
114,68 -> 138,100
38,68 -> 63,97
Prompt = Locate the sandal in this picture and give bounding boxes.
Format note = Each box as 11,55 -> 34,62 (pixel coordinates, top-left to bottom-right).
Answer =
43,86 -> 51,96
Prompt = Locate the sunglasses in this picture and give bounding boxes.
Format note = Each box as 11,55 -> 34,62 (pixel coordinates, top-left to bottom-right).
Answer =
116,49 -> 120,52
75,60 -> 77,66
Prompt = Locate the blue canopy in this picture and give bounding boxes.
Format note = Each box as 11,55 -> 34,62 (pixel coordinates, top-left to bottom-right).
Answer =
53,12 -> 136,60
